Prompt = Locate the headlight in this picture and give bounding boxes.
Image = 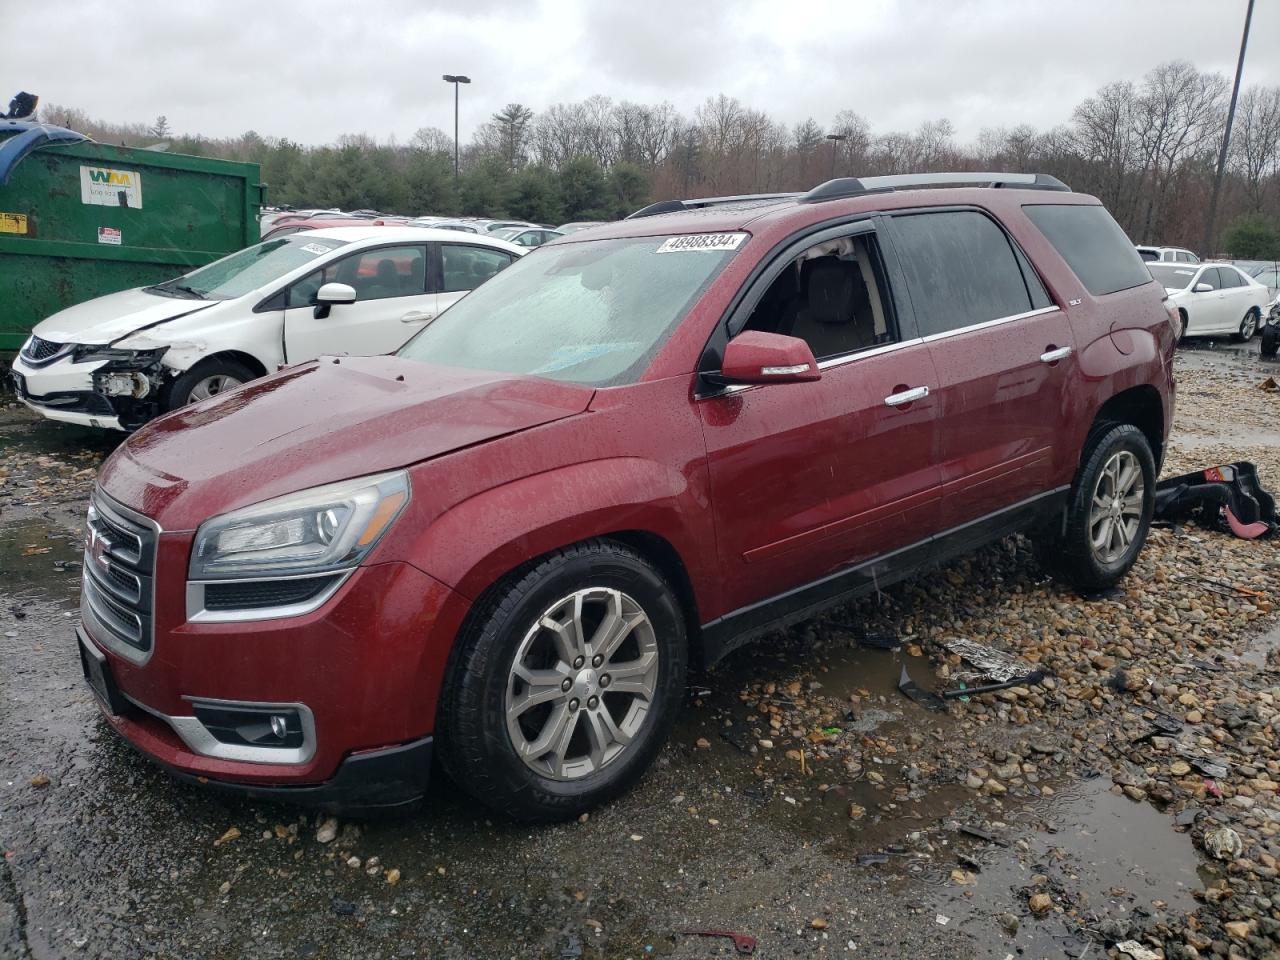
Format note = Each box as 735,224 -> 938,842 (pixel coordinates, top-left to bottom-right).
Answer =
189,471 -> 410,580
71,345 -> 166,365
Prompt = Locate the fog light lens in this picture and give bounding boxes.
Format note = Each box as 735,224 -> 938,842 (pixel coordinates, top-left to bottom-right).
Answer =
270,714 -> 287,739
192,703 -> 305,750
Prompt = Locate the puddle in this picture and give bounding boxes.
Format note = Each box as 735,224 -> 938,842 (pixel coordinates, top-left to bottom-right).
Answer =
1237,621 -> 1280,670
933,778 -> 1206,959
0,517 -> 83,605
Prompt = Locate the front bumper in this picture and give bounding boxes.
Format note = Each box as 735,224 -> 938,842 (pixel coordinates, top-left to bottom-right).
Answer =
77,517 -> 470,812
10,354 -> 125,430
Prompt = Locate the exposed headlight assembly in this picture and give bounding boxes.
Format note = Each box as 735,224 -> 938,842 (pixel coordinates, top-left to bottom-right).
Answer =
189,471 -> 410,581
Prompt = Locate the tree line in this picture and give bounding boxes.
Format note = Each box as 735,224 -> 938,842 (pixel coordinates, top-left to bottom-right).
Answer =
39,59 -> 1280,255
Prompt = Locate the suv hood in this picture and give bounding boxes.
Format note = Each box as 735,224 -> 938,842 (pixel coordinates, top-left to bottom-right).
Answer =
34,287 -> 220,345
96,356 -> 595,530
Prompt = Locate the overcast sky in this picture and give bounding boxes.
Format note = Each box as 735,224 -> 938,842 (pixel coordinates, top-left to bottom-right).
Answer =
10,0 -> 1278,146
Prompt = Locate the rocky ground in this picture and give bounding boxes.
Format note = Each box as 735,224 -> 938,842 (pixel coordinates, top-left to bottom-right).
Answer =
0,342 -> 1278,959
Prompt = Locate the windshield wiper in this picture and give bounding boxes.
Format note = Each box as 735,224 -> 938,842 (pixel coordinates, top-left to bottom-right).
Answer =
170,283 -> 207,299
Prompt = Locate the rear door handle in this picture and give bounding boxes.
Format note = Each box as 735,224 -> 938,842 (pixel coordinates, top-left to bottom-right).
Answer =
401,311 -> 435,323
1040,346 -> 1073,363
884,385 -> 929,406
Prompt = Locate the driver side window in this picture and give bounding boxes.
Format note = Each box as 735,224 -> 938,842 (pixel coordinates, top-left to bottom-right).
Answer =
739,232 -> 896,361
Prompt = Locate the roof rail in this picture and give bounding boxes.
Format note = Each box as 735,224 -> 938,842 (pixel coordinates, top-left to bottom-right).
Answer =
626,192 -> 800,220
801,172 -> 1070,203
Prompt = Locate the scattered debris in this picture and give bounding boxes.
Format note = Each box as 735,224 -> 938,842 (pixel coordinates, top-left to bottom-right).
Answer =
945,638 -> 1031,683
934,914 -> 950,926
1203,826 -> 1243,861
856,632 -> 901,650
315,817 -> 339,844
213,826 -> 240,847
1154,461 -> 1276,539
28,772 -> 49,788
897,663 -> 946,711
941,670 -> 1045,700
678,929 -> 757,954
957,824 -> 1008,847
1115,940 -> 1161,960
1028,892 -> 1053,914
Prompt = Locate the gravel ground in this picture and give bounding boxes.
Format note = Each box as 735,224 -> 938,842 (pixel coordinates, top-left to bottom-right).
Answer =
0,344 -> 1278,959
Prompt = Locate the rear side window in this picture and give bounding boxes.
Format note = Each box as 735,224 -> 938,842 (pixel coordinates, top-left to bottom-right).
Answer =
1219,267 -> 1244,289
888,210 -> 1040,337
1023,204 -> 1151,297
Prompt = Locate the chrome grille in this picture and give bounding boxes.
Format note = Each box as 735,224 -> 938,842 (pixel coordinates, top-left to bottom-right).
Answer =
22,336 -> 65,363
82,490 -> 157,659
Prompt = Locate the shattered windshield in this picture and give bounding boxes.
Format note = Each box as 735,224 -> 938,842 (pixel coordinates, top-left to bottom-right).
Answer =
397,233 -> 746,387
149,235 -> 350,301
1147,263 -> 1198,290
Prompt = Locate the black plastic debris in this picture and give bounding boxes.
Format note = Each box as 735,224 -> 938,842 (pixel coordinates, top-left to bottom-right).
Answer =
957,824 -> 1009,847
1081,585 -> 1122,601
898,664 -> 946,711
1154,461 -> 1277,539
942,671 -> 1046,700
1174,807 -> 1202,827
1184,756 -> 1230,780
945,639 -> 1027,683
856,632 -> 901,650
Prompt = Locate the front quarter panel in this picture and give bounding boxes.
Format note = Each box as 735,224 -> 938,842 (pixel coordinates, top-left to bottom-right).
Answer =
373,376 -> 720,623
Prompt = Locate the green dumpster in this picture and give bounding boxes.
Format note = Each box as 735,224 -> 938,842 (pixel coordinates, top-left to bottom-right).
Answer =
0,125 -> 264,351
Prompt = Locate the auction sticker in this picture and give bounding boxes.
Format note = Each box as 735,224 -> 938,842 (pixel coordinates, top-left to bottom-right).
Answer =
655,232 -> 748,254
300,242 -> 332,255
97,226 -> 122,245
0,212 -> 27,234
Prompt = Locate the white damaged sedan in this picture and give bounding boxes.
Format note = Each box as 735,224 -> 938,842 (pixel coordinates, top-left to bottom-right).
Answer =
10,227 -> 524,430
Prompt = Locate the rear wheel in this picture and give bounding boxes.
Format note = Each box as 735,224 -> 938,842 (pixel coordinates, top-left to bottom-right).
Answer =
1174,309 -> 1187,344
437,540 -> 687,821
1235,308 -> 1259,343
1035,423 -> 1155,593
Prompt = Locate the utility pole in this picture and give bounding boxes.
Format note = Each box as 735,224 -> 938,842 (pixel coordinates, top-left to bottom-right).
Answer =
826,133 -> 847,180
442,74 -> 471,183
1202,0 -> 1253,258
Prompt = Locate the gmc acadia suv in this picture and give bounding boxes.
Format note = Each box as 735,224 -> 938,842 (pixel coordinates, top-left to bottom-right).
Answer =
77,172 -> 1177,820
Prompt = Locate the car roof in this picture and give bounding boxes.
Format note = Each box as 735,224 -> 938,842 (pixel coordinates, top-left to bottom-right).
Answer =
570,186 -> 1099,244
304,226 -> 525,252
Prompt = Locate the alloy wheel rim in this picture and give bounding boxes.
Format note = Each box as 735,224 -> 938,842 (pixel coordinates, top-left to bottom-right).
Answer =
187,375 -> 242,403
1243,313 -> 1257,339
505,587 -> 660,781
1088,450 -> 1144,564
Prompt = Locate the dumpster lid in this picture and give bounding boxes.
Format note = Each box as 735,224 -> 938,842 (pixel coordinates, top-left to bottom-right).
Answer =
0,120 -> 89,186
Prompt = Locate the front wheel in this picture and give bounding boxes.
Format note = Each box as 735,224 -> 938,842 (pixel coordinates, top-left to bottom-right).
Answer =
1235,309 -> 1259,343
1262,322 -> 1280,358
1036,423 -> 1155,593
163,358 -> 255,411
437,540 -> 688,821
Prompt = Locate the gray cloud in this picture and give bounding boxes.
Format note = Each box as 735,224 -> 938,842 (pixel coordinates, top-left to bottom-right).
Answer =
10,0 -> 1277,145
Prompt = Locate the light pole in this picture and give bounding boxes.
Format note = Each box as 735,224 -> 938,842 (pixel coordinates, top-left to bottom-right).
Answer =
1202,0 -> 1254,257
826,133 -> 847,180
442,74 -> 471,182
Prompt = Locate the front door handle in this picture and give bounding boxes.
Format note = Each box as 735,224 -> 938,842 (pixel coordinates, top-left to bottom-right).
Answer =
1040,346 -> 1073,363
401,311 -> 435,323
884,385 -> 929,407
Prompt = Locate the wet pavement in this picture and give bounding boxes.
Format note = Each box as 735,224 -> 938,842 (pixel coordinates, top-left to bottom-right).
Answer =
1,340 -> 1278,959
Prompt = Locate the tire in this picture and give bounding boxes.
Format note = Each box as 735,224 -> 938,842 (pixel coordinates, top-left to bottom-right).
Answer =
1234,308 -> 1259,343
1174,309 -> 1187,345
437,540 -> 688,821
1262,323 -> 1280,358
164,357 -> 256,411
1037,423 -> 1155,593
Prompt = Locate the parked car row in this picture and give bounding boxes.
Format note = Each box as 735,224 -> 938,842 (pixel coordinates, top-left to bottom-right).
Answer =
68,171 -> 1179,820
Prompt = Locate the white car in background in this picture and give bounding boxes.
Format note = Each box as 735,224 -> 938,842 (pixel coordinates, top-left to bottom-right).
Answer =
1136,245 -> 1199,264
1149,261 -> 1270,342
10,227 -> 524,431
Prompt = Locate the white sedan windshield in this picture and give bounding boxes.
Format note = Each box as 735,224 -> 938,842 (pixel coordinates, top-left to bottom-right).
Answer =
398,234 -> 746,386
151,235 -> 350,300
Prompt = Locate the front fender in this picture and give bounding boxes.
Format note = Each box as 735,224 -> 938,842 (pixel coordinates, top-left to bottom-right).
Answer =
398,457 -> 718,619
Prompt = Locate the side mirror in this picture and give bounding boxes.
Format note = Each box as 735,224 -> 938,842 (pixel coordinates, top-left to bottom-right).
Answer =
314,282 -> 357,319
714,331 -> 821,386
1193,282 -> 1213,293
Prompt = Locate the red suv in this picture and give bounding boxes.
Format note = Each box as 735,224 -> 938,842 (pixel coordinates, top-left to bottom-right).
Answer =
78,172 -> 1176,819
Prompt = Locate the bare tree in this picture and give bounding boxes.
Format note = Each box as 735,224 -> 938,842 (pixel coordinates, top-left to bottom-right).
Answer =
1231,85 -> 1280,211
